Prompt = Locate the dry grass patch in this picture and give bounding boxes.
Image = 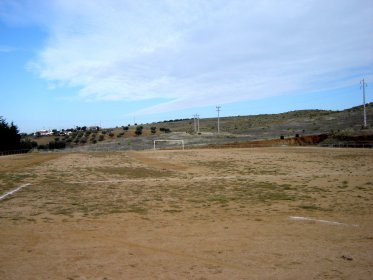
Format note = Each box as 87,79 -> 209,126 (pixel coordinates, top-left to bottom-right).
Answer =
1,147 -> 373,279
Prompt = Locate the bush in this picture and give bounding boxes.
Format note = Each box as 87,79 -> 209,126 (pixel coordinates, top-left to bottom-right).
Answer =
49,141 -> 55,150
163,128 -> 171,133
135,126 -> 143,136
150,127 -> 157,134
98,135 -> 105,141
37,144 -> 48,150
49,140 -> 66,150
159,127 -> 171,133
56,140 -> 66,149
19,139 -> 37,150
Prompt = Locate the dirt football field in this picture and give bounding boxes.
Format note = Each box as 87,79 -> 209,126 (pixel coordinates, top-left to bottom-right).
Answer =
0,147 -> 372,279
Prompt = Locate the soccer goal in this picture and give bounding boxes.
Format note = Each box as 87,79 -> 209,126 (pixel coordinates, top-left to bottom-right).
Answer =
153,140 -> 184,150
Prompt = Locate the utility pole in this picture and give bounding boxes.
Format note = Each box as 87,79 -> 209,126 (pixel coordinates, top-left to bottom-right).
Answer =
193,115 -> 195,133
360,79 -> 368,128
193,114 -> 200,133
216,106 -> 221,134
196,114 -> 200,133
193,114 -> 197,133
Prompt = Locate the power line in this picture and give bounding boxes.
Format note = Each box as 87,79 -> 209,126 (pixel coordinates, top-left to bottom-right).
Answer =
360,79 -> 368,128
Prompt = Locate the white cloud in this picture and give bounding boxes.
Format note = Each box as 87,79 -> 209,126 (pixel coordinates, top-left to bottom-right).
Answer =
3,0 -> 373,114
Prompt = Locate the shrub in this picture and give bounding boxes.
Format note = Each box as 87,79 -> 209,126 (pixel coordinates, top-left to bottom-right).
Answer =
49,141 -> 56,150
55,140 -> 66,149
49,140 -> 66,150
135,126 -> 143,136
19,139 -> 37,150
159,127 -> 171,133
150,127 -> 157,134
37,144 -> 48,150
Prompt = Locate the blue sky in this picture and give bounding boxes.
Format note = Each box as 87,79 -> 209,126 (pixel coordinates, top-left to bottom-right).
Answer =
1,0 -> 372,133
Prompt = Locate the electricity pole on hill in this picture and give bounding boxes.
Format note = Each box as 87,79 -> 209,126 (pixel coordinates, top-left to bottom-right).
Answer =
193,114 -> 200,133
360,79 -> 368,128
193,114 -> 197,133
196,114 -> 200,133
216,106 -> 221,134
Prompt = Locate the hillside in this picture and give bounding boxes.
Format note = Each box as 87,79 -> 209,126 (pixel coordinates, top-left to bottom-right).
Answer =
30,103 -> 373,151
155,103 -> 373,137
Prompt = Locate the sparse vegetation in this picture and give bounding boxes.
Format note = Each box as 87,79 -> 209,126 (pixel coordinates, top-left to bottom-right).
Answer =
19,103 -> 373,151
1,147 -> 372,279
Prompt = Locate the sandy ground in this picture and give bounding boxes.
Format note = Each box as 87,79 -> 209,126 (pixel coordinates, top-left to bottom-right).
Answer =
0,147 -> 372,279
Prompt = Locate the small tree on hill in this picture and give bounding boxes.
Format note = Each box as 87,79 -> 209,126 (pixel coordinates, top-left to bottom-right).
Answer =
135,126 -> 143,136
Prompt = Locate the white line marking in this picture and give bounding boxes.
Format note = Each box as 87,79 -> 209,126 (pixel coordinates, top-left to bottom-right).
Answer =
0,184 -> 31,201
289,216 -> 358,227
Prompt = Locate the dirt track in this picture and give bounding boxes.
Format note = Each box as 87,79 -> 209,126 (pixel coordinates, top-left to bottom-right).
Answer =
0,147 -> 372,279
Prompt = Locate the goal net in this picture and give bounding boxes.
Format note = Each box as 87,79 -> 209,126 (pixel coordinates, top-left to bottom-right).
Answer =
153,140 -> 184,150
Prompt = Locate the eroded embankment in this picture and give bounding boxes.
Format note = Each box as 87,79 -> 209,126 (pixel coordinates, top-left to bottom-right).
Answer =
201,134 -> 328,149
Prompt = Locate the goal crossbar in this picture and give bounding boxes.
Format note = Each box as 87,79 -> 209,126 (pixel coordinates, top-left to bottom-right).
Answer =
153,140 -> 184,150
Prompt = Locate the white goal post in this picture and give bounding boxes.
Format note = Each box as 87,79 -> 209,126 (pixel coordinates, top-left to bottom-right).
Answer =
153,140 -> 184,150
